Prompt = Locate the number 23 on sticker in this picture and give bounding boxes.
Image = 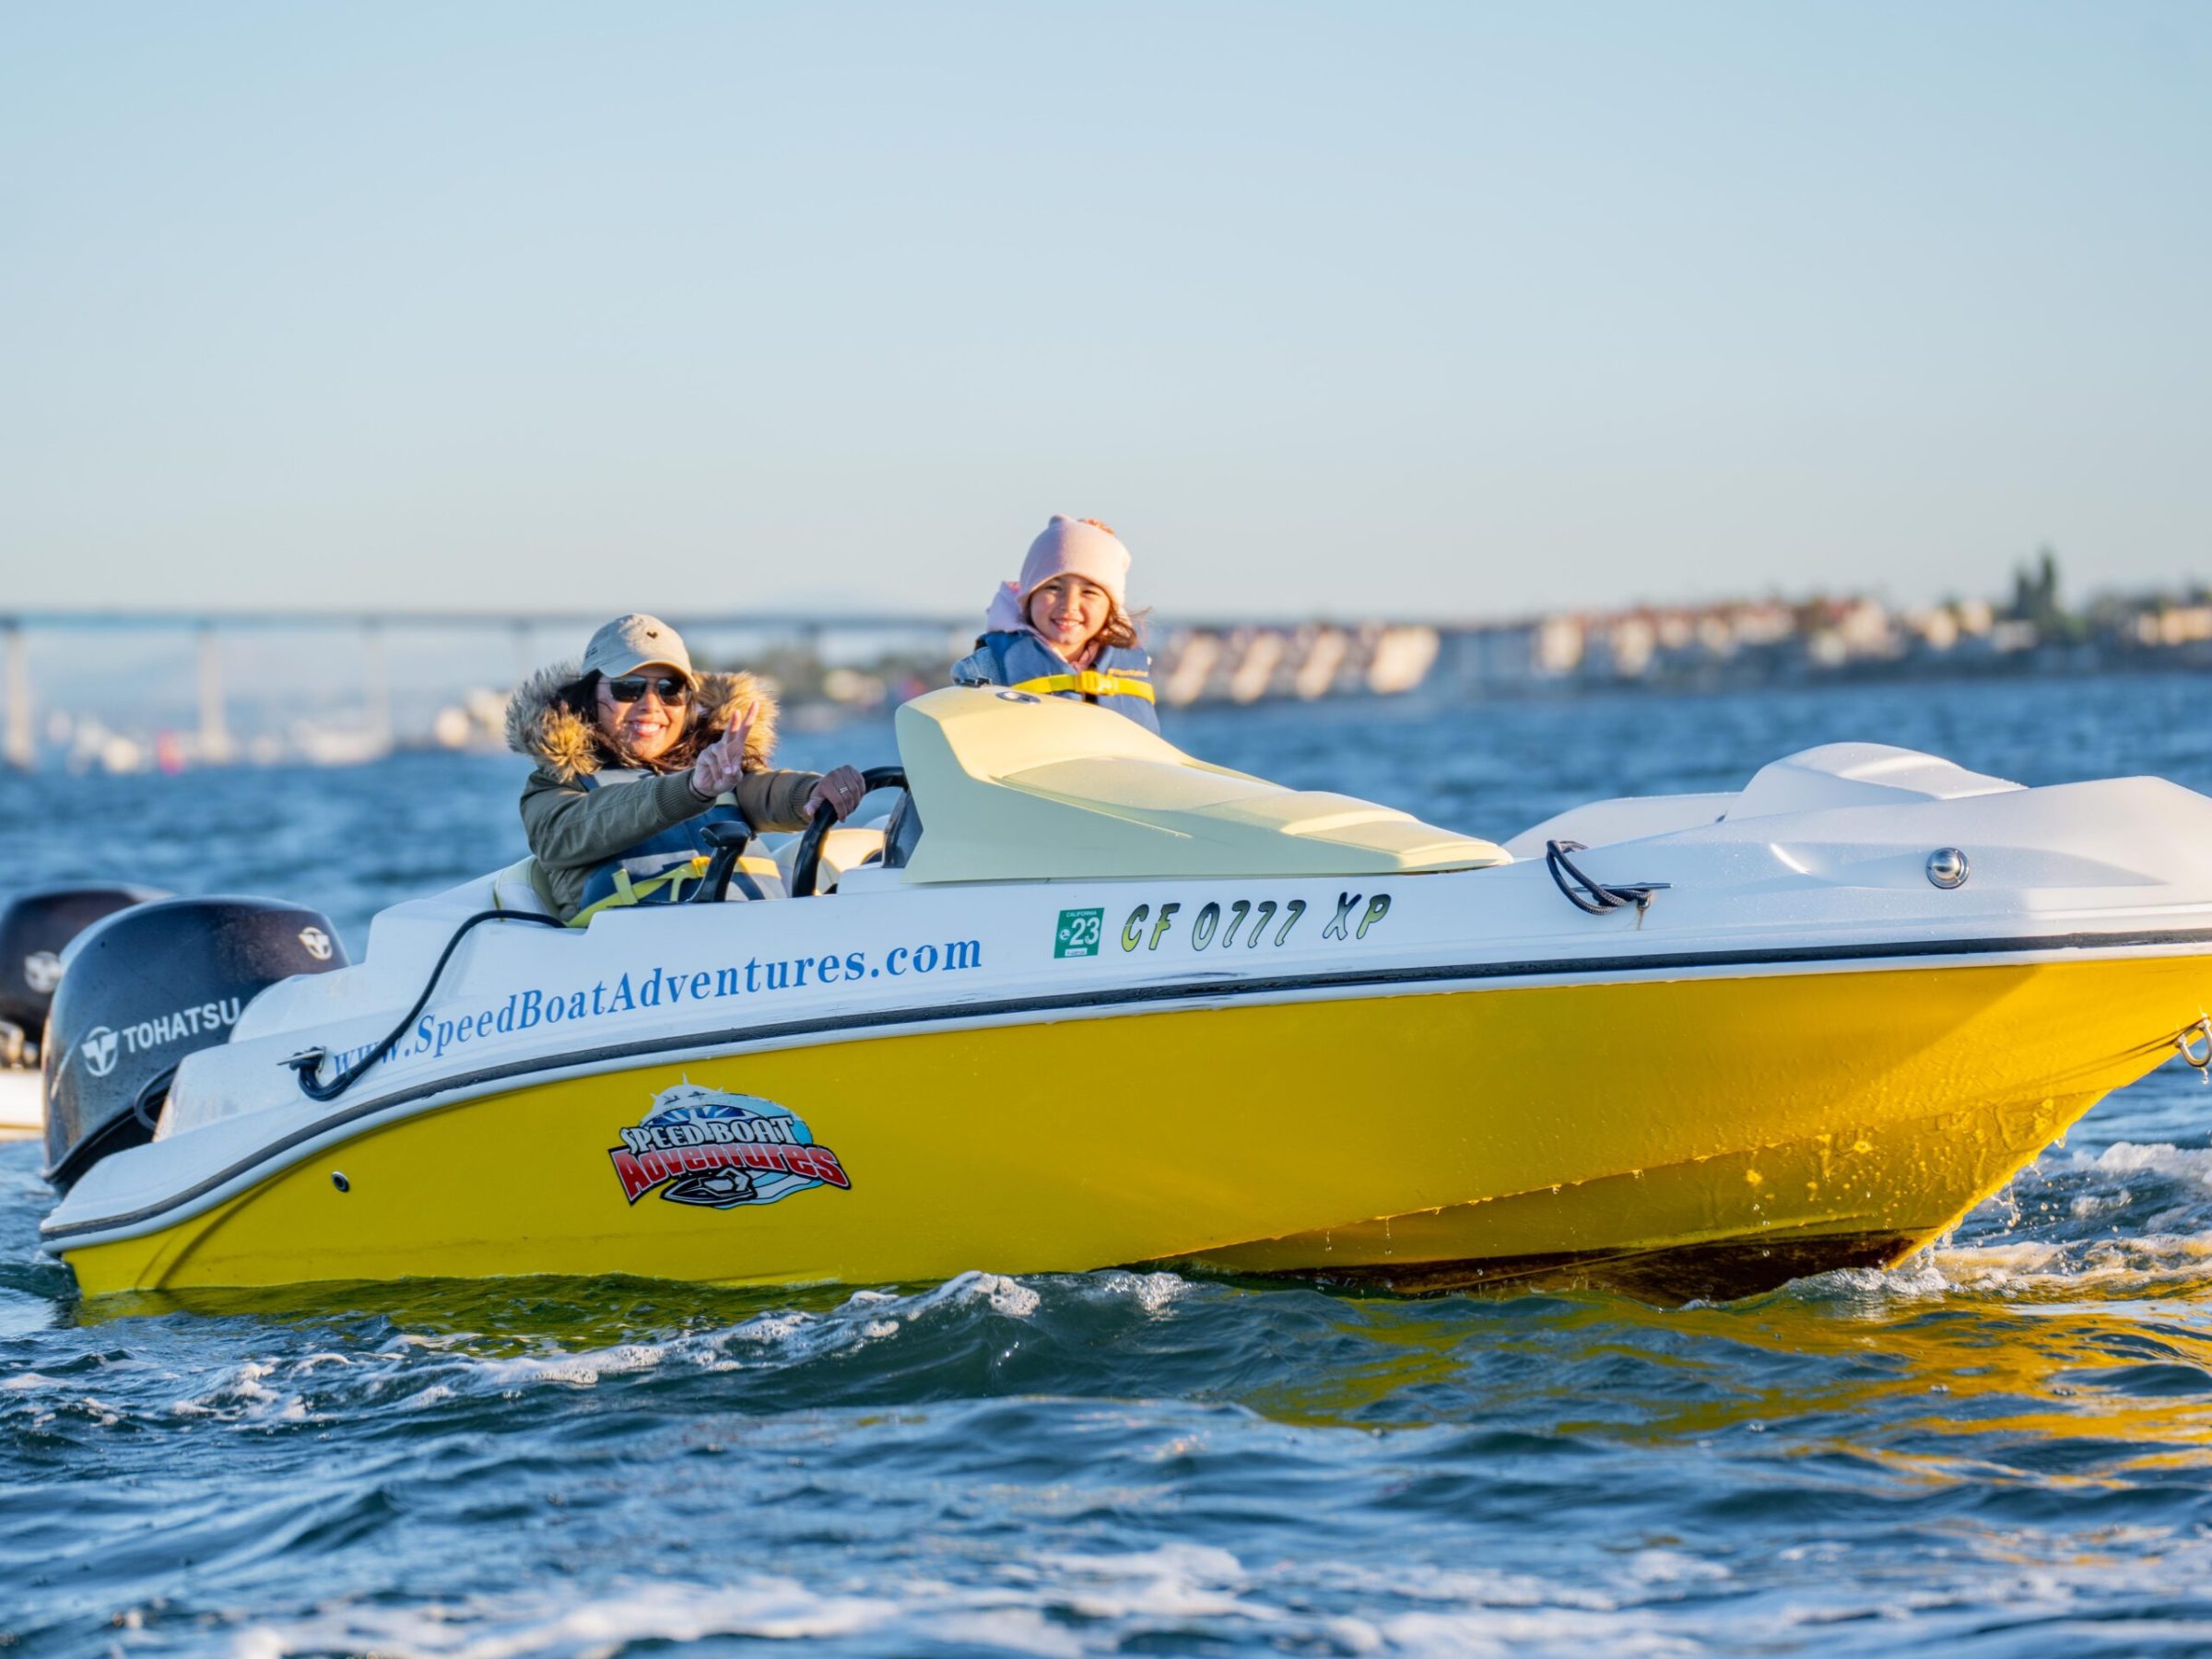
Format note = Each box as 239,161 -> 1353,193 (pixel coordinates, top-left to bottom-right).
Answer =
1053,908 -> 1105,959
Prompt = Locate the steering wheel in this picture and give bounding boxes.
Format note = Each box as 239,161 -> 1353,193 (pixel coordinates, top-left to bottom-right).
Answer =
790,766 -> 908,898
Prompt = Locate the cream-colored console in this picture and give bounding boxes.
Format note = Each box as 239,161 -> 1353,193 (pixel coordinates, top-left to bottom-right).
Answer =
895,687 -> 1508,883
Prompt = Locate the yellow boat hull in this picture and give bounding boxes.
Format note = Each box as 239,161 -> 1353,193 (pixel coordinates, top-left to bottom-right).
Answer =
64,952 -> 2208,1302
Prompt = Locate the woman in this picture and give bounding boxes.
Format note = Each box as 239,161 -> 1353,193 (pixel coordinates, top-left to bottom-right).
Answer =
508,613 -> 867,923
953,515 -> 1159,731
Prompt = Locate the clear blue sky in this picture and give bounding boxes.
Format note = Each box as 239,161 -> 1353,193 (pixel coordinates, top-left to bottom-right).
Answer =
3,2 -> 2206,620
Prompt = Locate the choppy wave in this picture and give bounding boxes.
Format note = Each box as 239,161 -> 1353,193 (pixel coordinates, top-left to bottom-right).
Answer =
11,1083 -> 2212,1657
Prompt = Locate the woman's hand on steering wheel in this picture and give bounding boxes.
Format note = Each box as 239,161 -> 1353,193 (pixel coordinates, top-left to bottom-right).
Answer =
790,765 -> 908,897
804,765 -> 866,823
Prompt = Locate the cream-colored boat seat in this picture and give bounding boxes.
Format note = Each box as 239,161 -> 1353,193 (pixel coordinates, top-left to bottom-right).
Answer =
896,687 -> 1509,883
488,856 -> 557,917
409,859 -> 556,918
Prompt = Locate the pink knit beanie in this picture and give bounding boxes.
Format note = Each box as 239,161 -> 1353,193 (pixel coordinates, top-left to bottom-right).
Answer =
1023,516 -> 1130,606
985,516 -> 1133,632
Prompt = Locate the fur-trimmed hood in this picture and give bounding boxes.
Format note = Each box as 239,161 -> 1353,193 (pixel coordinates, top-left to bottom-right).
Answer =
505,662 -> 780,784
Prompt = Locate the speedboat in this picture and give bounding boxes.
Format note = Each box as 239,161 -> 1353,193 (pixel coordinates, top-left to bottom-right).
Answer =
37,687 -> 2212,1303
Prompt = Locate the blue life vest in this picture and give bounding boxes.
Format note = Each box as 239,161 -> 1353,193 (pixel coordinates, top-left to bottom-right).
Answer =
571,770 -> 759,924
951,632 -> 1160,733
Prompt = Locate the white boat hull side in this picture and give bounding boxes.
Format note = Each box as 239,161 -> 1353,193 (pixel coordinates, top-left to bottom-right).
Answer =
0,1068 -> 40,1140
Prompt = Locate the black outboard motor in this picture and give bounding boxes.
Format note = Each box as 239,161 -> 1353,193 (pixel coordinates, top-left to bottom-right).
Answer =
0,885 -> 167,1066
43,896 -> 348,1191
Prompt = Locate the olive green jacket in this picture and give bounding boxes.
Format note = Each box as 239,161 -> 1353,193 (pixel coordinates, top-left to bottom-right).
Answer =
506,664 -> 820,921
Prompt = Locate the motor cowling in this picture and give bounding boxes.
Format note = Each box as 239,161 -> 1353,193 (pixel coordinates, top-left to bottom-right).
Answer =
42,896 -> 348,1191
0,885 -> 167,1065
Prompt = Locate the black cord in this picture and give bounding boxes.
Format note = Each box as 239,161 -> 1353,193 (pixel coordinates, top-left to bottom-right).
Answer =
284,910 -> 568,1102
1544,840 -> 1669,917
132,1065 -> 179,1130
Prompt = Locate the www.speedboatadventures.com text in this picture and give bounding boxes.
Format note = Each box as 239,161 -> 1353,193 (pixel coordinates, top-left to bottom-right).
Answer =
327,939 -> 985,1074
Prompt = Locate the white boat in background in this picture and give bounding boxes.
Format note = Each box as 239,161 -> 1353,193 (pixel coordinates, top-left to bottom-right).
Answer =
0,1068 -> 41,1140
0,884 -> 168,1143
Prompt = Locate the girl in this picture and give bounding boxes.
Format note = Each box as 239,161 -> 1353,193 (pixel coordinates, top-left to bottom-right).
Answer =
952,515 -> 1159,731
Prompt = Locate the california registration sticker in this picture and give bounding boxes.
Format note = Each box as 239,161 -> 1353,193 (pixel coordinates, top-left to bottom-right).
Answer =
1053,907 -> 1104,959
606,1082 -> 851,1208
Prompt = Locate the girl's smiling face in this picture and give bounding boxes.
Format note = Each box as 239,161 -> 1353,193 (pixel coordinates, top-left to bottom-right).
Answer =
1026,575 -> 1113,658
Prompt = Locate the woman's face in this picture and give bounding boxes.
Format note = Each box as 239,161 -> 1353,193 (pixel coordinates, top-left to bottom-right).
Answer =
594,664 -> 691,761
1027,576 -> 1112,657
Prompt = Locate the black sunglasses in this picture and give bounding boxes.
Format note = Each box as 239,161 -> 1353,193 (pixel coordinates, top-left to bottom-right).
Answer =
602,675 -> 692,705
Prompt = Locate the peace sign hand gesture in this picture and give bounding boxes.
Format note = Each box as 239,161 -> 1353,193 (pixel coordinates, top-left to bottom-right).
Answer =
688,704 -> 757,801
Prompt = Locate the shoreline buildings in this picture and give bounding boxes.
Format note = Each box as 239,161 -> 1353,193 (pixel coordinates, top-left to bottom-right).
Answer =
4,562 -> 2207,770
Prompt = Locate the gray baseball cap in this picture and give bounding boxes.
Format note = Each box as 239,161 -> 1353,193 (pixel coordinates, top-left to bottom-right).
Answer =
581,614 -> 695,682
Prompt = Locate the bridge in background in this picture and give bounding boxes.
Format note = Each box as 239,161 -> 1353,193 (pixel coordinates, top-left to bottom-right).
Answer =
6,595 -> 2183,771
0,607 -> 1451,771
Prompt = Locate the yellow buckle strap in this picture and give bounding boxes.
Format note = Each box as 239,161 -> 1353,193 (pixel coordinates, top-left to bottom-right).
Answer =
1010,670 -> 1157,703
568,855 -> 712,927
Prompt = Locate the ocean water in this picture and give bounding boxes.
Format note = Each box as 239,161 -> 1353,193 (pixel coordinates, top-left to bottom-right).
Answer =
6,672 -> 2212,1657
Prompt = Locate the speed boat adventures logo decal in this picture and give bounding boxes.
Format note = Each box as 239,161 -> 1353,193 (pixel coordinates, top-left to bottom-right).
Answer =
608,1082 -> 852,1209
